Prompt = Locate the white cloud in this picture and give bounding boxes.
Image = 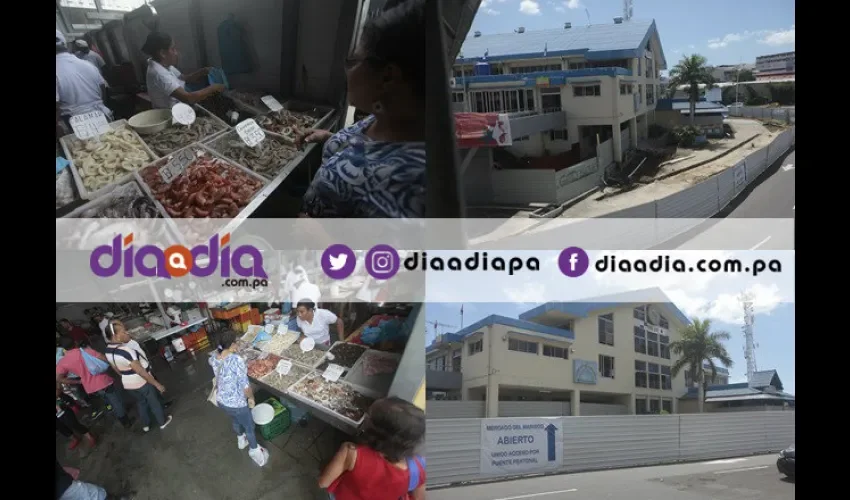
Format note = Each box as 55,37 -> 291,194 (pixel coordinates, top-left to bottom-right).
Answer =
480,0 -> 500,15
504,282 -> 548,306
688,44 -> 695,49
707,33 -> 744,49
555,0 -> 581,12
759,25 -> 795,46
520,0 -> 541,15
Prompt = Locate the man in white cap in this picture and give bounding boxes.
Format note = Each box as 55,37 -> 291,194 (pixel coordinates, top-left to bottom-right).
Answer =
56,29 -> 113,137
74,39 -> 106,72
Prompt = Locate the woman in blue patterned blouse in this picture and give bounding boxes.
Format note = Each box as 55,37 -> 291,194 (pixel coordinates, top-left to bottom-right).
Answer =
209,329 -> 270,467
297,0 -> 426,219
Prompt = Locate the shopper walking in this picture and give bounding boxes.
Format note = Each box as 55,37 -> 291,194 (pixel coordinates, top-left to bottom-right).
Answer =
56,382 -> 96,450
104,320 -> 172,433
319,397 -> 426,500
209,329 -> 269,467
56,336 -> 130,429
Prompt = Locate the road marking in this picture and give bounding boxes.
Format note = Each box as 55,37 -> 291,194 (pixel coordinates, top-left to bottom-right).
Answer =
493,489 -> 578,500
781,163 -> 794,172
705,458 -> 748,465
714,466 -> 769,475
749,236 -> 771,250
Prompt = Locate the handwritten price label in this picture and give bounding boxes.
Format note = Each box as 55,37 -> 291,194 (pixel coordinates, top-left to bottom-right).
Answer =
159,148 -> 195,184
261,95 -> 283,112
172,103 -> 196,126
236,118 -> 266,147
322,363 -> 345,382
70,111 -> 110,140
276,359 -> 292,376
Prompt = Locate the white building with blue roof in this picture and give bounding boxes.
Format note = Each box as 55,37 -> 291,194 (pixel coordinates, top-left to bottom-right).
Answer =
426,288 -> 711,418
452,18 -> 667,168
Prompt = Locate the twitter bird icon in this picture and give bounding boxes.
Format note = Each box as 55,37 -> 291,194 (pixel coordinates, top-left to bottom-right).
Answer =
321,244 -> 356,279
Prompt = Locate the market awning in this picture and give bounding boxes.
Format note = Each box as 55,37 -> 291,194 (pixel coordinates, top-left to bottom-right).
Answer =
455,112 -> 513,148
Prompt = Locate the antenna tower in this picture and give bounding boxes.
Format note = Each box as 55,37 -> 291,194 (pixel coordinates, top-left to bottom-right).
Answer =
623,0 -> 633,21
740,292 -> 758,382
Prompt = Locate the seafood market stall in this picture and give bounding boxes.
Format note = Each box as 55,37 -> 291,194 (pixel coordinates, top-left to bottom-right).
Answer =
138,106 -> 229,157
235,303 -> 423,435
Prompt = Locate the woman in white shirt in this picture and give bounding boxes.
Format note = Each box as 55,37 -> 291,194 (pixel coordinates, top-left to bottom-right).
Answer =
140,31 -> 225,109
295,300 -> 345,346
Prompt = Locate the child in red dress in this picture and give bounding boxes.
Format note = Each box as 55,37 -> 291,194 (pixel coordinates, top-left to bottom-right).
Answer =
319,397 -> 426,500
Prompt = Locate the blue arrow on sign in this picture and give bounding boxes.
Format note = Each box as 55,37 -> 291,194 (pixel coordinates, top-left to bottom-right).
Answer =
545,423 -> 558,462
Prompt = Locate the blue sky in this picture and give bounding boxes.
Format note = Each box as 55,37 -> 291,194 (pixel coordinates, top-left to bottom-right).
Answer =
472,0 -> 795,67
426,301 -> 795,394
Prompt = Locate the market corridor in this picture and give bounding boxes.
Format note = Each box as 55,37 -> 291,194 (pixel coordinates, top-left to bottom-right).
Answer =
57,348 -> 339,500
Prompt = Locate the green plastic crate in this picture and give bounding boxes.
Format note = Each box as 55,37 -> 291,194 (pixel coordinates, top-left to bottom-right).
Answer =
258,397 -> 290,440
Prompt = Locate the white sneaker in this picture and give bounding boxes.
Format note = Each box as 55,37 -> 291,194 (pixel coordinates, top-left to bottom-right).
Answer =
142,426 -> 150,433
160,415 -> 173,430
237,434 -> 249,450
249,446 -> 269,467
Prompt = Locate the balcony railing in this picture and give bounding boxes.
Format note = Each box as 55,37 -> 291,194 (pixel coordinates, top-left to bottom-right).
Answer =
426,369 -> 463,390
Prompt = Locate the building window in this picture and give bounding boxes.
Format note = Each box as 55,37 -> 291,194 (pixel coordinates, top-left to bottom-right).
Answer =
685,371 -> 694,388
620,83 -> 634,95
647,85 -> 655,105
468,339 -> 483,356
648,363 -> 661,389
634,325 -> 646,354
659,316 -> 669,329
435,356 -> 445,370
649,397 -> 661,414
661,365 -> 672,390
647,331 -> 659,357
543,345 -> 569,359
598,313 -> 614,346
660,335 -> 670,359
549,129 -> 569,141
469,89 -> 536,113
599,354 -> 615,378
662,398 -> 673,414
508,338 -> 538,354
510,64 -> 562,74
635,397 -> 648,415
514,135 -> 530,142
633,305 -> 646,321
574,84 -> 601,97
451,92 -> 464,103
635,360 -> 648,388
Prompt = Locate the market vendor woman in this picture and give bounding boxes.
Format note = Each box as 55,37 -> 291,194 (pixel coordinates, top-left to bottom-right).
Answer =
141,31 -> 225,109
295,300 -> 344,345
297,0 -> 425,218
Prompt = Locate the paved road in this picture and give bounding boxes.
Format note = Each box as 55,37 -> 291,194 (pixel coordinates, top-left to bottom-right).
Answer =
659,149 -> 795,250
428,454 -> 793,500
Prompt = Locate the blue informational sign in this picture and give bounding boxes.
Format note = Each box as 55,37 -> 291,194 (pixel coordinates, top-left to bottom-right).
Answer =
480,417 -> 564,475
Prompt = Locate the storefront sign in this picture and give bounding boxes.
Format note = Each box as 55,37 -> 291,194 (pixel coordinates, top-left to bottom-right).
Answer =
480,417 -> 563,476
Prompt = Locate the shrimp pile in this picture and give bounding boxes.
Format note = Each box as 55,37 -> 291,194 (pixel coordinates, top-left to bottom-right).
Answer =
67,127 -> 154,193
255,110 -> 320,141
56,169 -> 77,209
74,182 -> 160,218
144,117 -> 225,156
209,131 -> 298,179
139,152 -> 265,218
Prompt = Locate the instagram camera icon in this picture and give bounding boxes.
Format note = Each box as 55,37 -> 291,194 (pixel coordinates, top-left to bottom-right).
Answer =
365,245 -> 400,279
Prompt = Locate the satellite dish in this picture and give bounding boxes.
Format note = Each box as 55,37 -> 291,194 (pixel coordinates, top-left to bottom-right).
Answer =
648,306 -> 661,325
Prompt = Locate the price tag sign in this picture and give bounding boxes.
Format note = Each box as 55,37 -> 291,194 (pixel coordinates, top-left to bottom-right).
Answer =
236,118 -> 266,147
172,103 -> 197,126
322,363 -> 345,382
158,148 -> 195,184
299,337 -> 315,352
261,95 -> 283,112
276,359 -> 292,376
70,111 -> 110,140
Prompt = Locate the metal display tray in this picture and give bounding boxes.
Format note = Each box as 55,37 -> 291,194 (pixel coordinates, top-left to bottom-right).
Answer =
196,94 -> 260,126
343,349 -> 402,398
137,104 -> 230,157
132,142 -> 269,224
318,341 -> 370,370
281,99 -> 336,130
61,119 -> 160,201
285,371 -> 383,430
202,128 -> 308,183
223,89 -> 282,116
280,342 -> 331,370
61,177 -> 168,219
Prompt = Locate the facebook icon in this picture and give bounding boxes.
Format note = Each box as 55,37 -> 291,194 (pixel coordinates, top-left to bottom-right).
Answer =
558,247 -> 590,277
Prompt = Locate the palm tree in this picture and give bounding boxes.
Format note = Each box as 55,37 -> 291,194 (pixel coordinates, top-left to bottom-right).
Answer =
670,318 -> 734,413
666,54 -> 716,126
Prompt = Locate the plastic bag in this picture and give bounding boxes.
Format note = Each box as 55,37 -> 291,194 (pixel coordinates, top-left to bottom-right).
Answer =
252,330 -> 272,345
81,348 -> 110,375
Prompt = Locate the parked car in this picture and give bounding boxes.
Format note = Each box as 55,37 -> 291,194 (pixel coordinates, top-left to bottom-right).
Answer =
777,444 -> 795,478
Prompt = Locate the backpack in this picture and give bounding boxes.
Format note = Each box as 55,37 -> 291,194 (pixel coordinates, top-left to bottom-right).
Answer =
406,455 -> 425,495
81,348 -> 110,376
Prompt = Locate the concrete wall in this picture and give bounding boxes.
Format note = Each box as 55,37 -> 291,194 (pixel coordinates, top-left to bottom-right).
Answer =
554,157 -> 599,202
462,148 -> 494,205
490,168 -> 557,205
425,411 -> 796,486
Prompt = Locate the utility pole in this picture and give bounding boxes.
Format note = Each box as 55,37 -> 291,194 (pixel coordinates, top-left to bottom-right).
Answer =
740,292 -> 758,383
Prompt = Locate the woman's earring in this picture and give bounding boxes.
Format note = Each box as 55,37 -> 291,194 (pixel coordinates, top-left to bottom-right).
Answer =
372,101 -> 384,114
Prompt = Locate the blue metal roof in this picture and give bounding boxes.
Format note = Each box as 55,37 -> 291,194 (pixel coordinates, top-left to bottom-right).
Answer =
451,314 -> 575,341
750,370 -> 782,390
457,19 -> 666,69
680,374 -> 793,401
425,332 -> 465,354
517,287 -> 691,327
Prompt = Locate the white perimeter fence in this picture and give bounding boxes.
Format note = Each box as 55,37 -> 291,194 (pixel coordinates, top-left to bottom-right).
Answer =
729,106 -> 795,124
426,411 -> 795,487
